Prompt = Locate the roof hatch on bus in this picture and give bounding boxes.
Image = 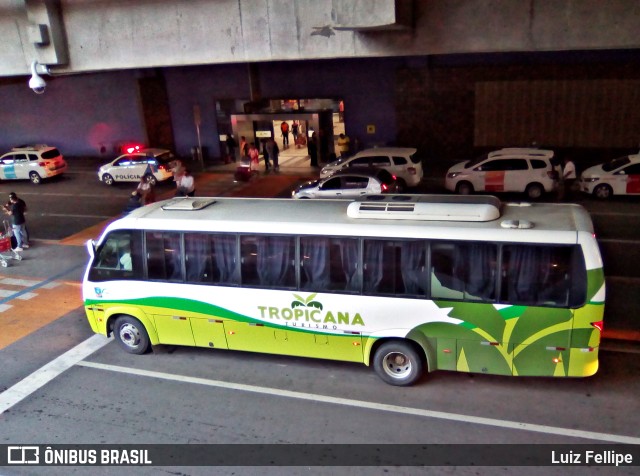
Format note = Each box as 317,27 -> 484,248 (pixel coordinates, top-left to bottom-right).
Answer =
161,198 -> 217,211
347,194 -> 502,222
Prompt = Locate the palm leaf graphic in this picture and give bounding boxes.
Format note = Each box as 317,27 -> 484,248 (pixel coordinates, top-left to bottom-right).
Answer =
291,301 -> 305,308
304,293 -> 317,304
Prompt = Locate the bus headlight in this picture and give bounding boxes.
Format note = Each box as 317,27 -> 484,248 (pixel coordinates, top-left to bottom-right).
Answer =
582,177 -> 600,182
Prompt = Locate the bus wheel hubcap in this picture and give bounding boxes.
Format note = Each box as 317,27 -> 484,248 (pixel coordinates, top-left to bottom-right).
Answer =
119,323 -> 140,348
383,352 -> 411,378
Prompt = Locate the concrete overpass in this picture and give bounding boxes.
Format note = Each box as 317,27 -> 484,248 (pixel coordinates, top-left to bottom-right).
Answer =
3,0 -> 639,77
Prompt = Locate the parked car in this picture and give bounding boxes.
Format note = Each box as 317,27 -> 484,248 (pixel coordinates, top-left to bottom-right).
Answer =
320,147 -> 421,190
292,168 -> 398,199
98,148 -> 175,186
445,148 -> 560,199
0,144 -> 67,184
579,153 -> 640,199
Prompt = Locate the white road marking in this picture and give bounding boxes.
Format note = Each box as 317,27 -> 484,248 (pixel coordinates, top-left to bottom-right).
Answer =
77,360 -> 640,444
0,290 -> 36,300
0,278 -> 42,287
0,335 -> 111,415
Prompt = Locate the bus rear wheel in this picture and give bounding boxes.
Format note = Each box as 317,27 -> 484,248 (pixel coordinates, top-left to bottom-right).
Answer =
373,341 -> 423,386
114,316 -> 150,354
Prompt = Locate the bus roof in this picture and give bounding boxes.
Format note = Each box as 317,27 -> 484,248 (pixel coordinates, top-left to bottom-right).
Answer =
108,195 -> 594,244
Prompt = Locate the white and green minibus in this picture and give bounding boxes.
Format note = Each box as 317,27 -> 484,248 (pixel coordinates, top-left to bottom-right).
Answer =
83,195 -> 605,386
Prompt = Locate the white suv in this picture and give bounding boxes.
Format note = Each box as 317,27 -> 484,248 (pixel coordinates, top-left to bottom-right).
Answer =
0,144 -> 67,184
445,148 -> 560,199
320,147 -> 422,190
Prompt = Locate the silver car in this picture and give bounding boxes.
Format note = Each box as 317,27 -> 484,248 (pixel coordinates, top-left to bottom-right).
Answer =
319,147 -> 421,190
292,168 -> 398,199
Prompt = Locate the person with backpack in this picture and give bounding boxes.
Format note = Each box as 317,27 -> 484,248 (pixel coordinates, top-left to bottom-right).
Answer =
280,122 -> 290,148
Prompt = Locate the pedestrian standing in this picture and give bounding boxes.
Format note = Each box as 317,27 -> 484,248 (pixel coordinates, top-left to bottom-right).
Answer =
337,133 -> 351,158
176,169 -> 196,197
261,139 -> 271,170
225,134 -> 237,163
280,122 -> 290,148
266,138 -> 280,171
136,176 -> 156,205
560,157 -> 577,201
308,132 -> 318,167
240,136 -> 248,159
4,192 -> 29,251
248,143 -> 260,171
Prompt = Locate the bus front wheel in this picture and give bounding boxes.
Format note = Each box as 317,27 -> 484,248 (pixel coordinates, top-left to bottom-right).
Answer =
373,341 -> 423,386
114,316 -> 150,355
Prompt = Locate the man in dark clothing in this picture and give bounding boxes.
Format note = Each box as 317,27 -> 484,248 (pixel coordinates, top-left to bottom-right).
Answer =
4,192 -> 29,251
265,138 -> 280,171
225,134 -> 237,163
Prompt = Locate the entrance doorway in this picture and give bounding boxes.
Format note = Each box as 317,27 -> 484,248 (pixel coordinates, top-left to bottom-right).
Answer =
229,109 -> 337,168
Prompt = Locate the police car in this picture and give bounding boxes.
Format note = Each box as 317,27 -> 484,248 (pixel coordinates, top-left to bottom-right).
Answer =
580,153 -> 640,199
0,144 -> 67,184
98,148 -> 174,186
445,148 -> 560,199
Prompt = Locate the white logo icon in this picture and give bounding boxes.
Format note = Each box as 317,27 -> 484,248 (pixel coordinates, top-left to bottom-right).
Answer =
7,446 -> 40,464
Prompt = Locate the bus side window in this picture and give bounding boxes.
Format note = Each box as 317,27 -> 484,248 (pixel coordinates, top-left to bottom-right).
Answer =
301,237 -> 360,293
147,232 -> 183,281
300,237 -> 331,291
185,233 -> 213,283
430,243 -> 464,300
241,235 -> 295,288
363,239 -> 427,296
501,245 -> 574,306
211,234 -> 239,285
430,242 -> 496,301
332,239 -> 360,292
399,240 -> 428,296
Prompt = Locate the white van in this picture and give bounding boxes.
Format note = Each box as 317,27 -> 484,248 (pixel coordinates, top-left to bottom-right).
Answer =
445,148 -> 560,199
320,147 -> 422,190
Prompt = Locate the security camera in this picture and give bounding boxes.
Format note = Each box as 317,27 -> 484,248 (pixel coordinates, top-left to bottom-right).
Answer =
28,61 -> 47,94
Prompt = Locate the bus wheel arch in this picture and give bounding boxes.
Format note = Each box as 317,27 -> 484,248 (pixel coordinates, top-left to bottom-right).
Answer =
371,339 -> 426,386
112,315 -> 151,355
